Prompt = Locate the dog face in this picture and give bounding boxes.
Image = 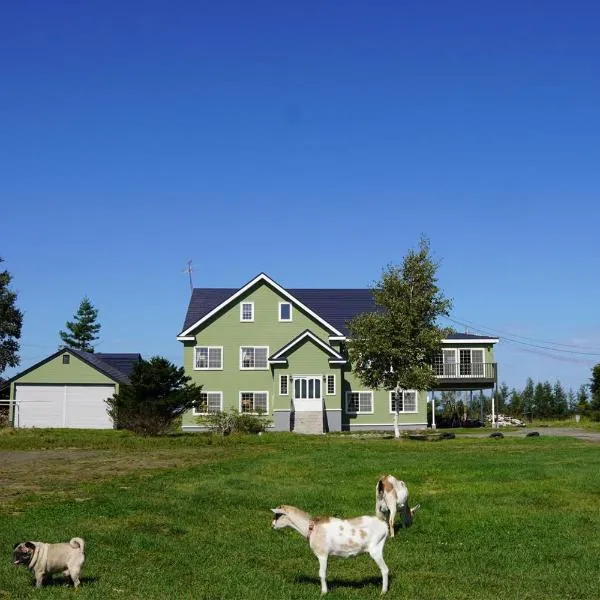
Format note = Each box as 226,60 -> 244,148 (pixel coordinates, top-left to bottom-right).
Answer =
12,542 -> 35,566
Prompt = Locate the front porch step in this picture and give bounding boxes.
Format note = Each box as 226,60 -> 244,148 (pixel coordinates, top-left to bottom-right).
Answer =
293,411 -> 324,435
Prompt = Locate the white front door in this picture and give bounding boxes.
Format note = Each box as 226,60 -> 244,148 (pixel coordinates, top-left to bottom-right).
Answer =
293,376 -> 322,412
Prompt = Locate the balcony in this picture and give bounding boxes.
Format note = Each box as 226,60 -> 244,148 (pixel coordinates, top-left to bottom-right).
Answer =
432,362 -> 497,390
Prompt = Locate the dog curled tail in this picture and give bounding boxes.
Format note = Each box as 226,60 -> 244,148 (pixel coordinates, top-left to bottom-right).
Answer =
70,538 -> 85,552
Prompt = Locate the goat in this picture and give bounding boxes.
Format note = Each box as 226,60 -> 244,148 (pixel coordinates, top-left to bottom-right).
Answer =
375,475 -> 420,537
271,504 -> 389,595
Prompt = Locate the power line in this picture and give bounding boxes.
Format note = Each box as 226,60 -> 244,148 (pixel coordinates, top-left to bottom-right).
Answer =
445,316 -> 600,357
447,315 -> 600,351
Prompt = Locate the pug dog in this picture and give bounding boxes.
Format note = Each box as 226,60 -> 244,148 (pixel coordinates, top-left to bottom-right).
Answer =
12,537 -> 85,588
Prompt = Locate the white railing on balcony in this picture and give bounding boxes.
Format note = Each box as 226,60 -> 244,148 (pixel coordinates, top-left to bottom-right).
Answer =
433,362 -> 496,379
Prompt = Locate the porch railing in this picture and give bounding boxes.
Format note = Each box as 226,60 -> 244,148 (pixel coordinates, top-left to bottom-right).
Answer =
433,362 -> 496,380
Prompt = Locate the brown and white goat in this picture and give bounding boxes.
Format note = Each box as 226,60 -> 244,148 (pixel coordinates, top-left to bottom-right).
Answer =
271,504 -> 389,595
375,475 -> 420,537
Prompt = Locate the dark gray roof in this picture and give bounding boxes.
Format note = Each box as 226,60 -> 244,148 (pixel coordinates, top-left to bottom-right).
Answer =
179,276 -> 498,341
288,289 -> 375,336
180,287 -> 375,336
182,288 -> 237,331
444,333 -> 497,341
69,350 -> 141,383
95,353 -> 142,378
4,349 -> 142,387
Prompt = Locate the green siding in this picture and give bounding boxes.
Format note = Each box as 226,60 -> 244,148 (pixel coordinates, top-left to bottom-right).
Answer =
180,280 -> 497,430
181,282 -> 336,427
341,367 -> 428,427
12,353 -> 116,386
8,351 -> 119,426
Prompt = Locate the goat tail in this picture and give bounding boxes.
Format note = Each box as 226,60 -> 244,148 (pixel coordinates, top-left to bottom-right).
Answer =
69,538 -> 85,552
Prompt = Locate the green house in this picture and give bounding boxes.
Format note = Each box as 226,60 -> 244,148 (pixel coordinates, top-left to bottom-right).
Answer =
178,273 -> 499,434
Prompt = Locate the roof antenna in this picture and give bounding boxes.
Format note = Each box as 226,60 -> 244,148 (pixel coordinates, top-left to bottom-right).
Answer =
183,260 -> 194,293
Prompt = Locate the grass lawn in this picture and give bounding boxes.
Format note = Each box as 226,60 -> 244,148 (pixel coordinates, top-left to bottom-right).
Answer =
0,429 -> 599,599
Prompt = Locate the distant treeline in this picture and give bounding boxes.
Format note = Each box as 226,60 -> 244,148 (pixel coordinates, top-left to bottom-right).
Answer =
436,363 -> 600,423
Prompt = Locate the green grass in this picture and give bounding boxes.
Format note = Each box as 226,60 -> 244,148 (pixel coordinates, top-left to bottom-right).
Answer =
1,430 -> 599,599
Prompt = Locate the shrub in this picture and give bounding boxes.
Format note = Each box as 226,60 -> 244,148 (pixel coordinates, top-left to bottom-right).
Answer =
106,357 -> 204,436
198,408 -> 272,436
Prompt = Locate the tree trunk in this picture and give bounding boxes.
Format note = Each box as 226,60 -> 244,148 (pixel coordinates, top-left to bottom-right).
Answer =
394,385 -> 401,438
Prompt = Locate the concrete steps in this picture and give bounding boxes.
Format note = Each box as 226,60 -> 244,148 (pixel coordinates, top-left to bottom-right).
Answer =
293,411 -> 324,434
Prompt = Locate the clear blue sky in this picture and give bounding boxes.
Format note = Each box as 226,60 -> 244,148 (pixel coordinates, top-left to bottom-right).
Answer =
2,0 -> 599,394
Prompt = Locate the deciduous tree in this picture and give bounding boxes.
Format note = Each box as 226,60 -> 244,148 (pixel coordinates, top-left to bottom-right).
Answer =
347,238 -> 452,437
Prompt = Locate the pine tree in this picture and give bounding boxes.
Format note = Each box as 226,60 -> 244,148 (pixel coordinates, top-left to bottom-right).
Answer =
106,357 -> 204,435
522,378 -> 535,421
590,364 -> 600,411
552,381 -> 568,417
59,297 -> 101,353
0,258 -> 23,377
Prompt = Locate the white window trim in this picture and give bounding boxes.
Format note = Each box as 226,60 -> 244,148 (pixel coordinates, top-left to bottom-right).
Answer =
326,374 -> 336,396
239,391 -> 269,414
193,391 -> 224,415
389,390 -> 418,414
193,346 -> 223,370
345,391 -> 374,414
279,374 -> 289,395
278,302 -> 292,322
240,346 -> 269,370
240,301 -> 254,322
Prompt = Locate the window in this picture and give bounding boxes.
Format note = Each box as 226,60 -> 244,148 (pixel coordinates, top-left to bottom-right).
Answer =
326,374 -> 336,395
194,346 -> 223,370
279,375 -> 288,395
433,350 -> 457,377
240,346 -> 268,369
346,391 -> 373,414
193,392 -> 223,415
240,391 -> 268,413
240,302 -> 254,322
62,354 -> 70,365
390,390 -> 417,413
460,348 -> 484,376
279,302 -> 292,321
293,376 -> 321,400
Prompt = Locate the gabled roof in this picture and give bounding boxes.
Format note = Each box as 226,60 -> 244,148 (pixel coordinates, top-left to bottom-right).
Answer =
269,330 -> 347,365
178,273 -> 499,344
178,273 -> 349,339
4,349 -> 142,386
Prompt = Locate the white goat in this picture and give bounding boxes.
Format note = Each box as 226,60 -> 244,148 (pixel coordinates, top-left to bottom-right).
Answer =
271,504 -> 389,595
375,475 -> 420,537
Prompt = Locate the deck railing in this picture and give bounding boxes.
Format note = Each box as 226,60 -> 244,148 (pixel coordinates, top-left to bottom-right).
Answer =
433,362 -> 496,380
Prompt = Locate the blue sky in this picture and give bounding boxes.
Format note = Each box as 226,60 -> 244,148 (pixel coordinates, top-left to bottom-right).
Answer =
2,0 -> 599,393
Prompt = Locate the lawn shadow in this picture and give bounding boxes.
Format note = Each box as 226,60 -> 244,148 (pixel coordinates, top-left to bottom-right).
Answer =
294,574 -> 389,592
33,575 -> 100,588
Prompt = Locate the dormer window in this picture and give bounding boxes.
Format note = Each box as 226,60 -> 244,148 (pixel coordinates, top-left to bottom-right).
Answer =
240,302 -> 254,322
279,302 -> 292,322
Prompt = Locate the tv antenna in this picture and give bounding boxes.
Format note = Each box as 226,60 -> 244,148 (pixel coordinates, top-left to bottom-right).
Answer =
183,260 -> 194,293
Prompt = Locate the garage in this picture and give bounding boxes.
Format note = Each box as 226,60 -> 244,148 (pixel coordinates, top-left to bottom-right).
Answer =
7,348 -> 141,429
15,384 -> 116,429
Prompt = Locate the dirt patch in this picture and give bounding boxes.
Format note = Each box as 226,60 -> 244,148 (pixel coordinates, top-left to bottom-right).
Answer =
0,447 -> 232,513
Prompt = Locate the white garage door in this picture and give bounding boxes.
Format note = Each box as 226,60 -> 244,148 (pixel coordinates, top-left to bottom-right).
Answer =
15,385 -> 115,429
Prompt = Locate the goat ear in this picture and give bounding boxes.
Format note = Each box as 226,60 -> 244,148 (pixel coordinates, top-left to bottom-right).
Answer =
410,504 -> 421,516
271,506 -> 286,515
